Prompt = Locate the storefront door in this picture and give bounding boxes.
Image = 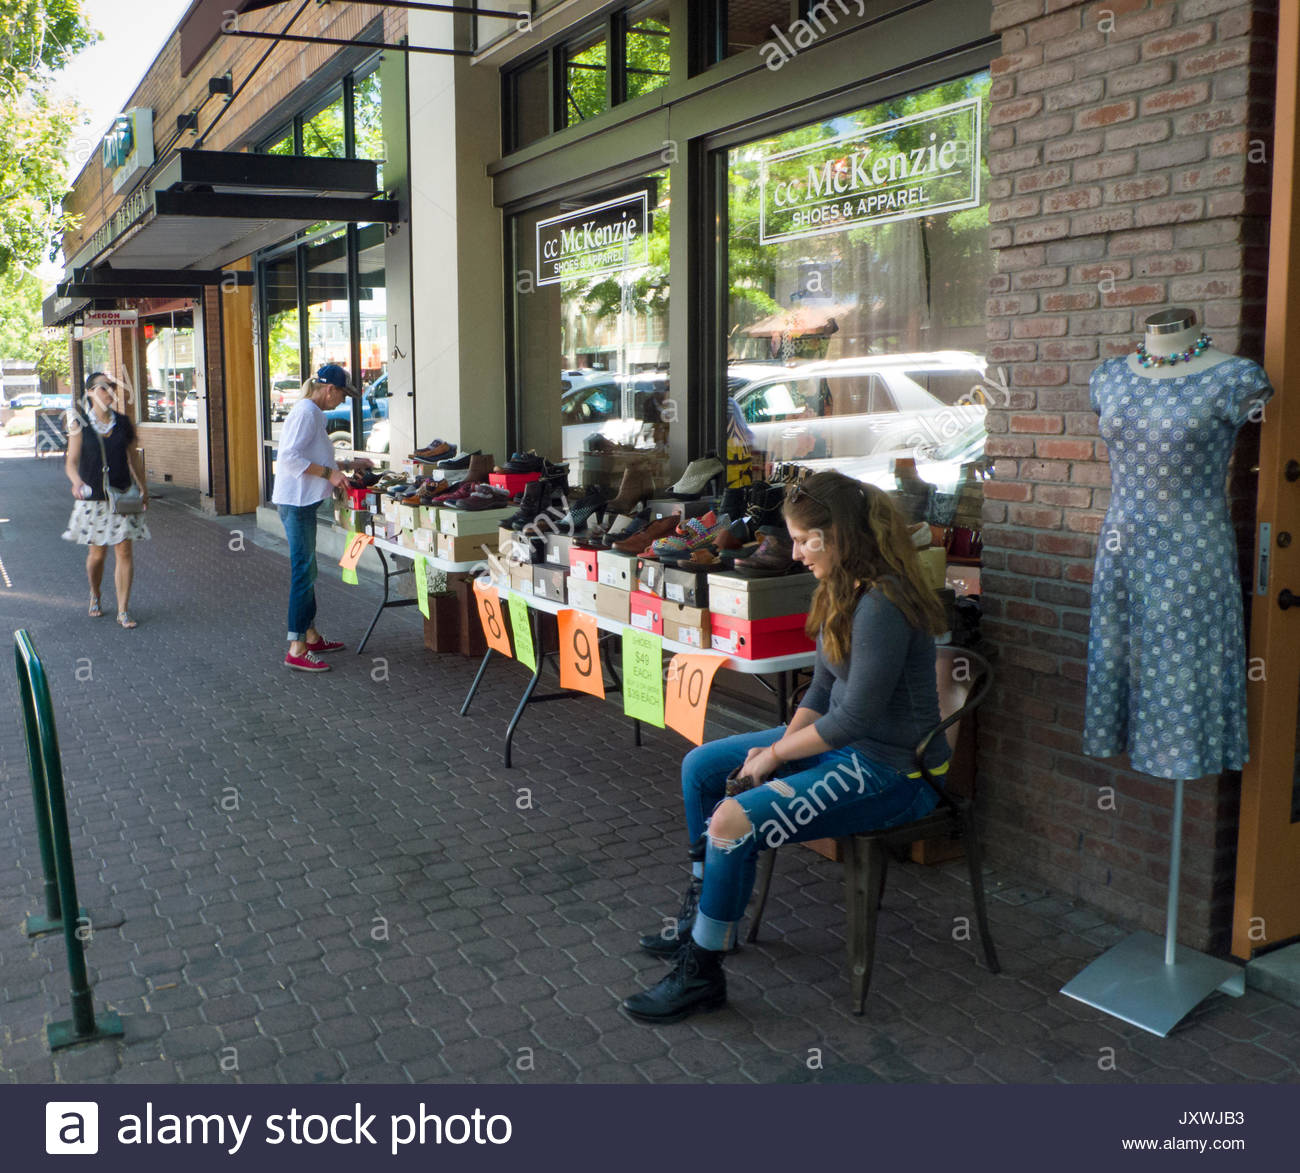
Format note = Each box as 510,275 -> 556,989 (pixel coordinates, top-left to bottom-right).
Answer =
1233,2 -> 1300,958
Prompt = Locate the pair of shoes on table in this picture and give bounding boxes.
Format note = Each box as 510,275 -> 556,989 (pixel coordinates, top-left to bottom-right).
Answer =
445,483 -> 512,511
651,511 -> 731,562
733,529 -> 799,577
495,450 -> 546,475
412,439 -> 455,462
668,456 -> 724,500
612,512 -> 681,554
437,448 -> 480,470
557,486 -> 608,533
603,465 -> 657,516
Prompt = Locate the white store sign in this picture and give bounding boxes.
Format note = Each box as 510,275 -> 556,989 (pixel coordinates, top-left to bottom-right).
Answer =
82,310 -> 139,328
758,97 -> 982,245
535,192 -> 650,286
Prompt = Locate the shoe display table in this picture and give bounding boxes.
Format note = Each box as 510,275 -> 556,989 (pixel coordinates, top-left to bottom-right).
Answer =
460,578 -> 817,767
353,532 -> 483,654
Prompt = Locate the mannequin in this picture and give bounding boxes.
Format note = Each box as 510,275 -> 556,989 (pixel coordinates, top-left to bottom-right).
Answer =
1124,307 -> 1225,379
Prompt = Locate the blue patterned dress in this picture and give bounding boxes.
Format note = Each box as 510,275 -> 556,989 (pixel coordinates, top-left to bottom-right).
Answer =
1082,355 -> 1273,779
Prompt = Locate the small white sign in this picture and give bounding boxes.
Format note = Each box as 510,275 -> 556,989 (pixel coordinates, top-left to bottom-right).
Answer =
82,310 -> 138,328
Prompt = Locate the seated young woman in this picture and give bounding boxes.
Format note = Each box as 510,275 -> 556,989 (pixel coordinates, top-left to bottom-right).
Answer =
623,469 -> 950,1024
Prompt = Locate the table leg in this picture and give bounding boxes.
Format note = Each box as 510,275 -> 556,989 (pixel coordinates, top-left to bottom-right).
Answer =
503,609 -> 545,768
776,670 -> 790,724
459,648 -> 496,716
356,546 -> 393,654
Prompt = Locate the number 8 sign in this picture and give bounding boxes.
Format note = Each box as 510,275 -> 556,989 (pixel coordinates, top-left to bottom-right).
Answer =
557,610 -> 604,699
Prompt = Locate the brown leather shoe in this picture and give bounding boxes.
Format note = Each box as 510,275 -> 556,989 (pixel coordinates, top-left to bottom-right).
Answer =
604,464 -> 657,515
613,513 -> 679,554
733,531 -> 797,578
465,453 -> 495,484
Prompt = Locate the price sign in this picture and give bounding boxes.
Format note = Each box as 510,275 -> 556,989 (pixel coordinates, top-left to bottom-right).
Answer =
414,556 -> 430,619
621,628 -> 664,727
342,567 -> 358,585
473,580 -> 513,657
339,530 -> 372,571
557,610 -> 604,699
664,654 -> 727,745
507,592 -> 536,673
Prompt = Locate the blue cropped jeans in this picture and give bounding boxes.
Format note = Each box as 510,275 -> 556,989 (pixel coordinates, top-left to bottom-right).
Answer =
681,726 -> 942,951
278,503 -> 320,642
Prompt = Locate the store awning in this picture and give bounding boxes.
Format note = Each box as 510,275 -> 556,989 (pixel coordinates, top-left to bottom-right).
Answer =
44,148 -> 398,326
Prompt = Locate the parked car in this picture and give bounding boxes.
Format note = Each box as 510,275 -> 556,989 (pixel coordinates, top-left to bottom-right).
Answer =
727,351 -> 988,471
182,391 -> 199,423
324,371 -> 389,450
4,390 -> 43,409
560,371 -> 670,462
365,418 -> 390,455
269,376 -> 301,420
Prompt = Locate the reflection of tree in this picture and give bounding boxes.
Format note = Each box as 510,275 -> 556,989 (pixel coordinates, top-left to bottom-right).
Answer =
267,311 -> 300,381
303,97 -> 345,158
572,172 -> 671,329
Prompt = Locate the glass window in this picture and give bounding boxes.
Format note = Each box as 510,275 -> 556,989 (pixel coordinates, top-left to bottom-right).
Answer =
80,330 -> 111,380
724,73 -> 992,527
715,1 -> 791,61
356,223 -> 388,454
512,171 -> 675,491
142,313 -> 197,425
304,230 -> 352,451
625,2 -> 671,101
352,68 -> 383,185
264,252 -> 301,444
509,55 -> 550,151
302,91 -> 346,158
265,128 -> 294,156
564,27 -> 607,126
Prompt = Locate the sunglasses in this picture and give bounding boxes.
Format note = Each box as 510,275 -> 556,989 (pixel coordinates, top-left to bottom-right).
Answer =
786,481 -> 831,509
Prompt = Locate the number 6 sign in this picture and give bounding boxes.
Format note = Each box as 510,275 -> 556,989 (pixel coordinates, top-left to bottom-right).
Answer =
473,580 -> 513,657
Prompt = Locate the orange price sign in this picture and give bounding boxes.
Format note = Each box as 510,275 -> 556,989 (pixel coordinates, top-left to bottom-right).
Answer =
338,530 -> 373,571
557,610 -> 604,699
665,653 -> 727,746
473,580 -> 513,657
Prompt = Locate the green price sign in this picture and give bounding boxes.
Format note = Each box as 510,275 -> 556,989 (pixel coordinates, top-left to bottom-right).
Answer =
342,566 -> 358,585
415,556 -> 430,619
507,592 -> 536,673
621,627 -> 664,727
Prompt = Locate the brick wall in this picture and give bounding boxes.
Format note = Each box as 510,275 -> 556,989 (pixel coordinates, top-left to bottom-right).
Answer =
137,425 -> 201,490
980,0 -> 1276,951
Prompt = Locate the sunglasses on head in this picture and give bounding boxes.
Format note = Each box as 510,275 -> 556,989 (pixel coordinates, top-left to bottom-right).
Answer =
786,481 -> 831,509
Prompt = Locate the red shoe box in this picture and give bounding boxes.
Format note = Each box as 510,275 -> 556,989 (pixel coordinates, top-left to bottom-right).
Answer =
569,545 -> 598,582
629,589 -> 663,635
489,471 -> 541,494
345,487 -> 369,510
710,612 -> 814,660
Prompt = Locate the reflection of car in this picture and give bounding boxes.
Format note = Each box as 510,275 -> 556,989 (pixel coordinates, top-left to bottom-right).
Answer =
324,371 -> 389,450
366,418 -> 389,455
270,377 -> 301,420
182,391 -> 199,423
4,390 -> 43,409
560,372 -> 670,462
728,351 -> 987,471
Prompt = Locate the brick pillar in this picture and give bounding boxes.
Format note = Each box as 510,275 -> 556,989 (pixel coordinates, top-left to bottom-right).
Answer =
981,0 -> 1275,952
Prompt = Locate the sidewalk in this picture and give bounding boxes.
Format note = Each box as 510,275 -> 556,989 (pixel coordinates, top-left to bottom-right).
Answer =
0,455 -> 1297,1085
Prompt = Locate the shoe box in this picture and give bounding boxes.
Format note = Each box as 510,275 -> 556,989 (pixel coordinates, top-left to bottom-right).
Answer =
509,563 -> 535,595
596,583 -> 631,624
635,557 -> 666,597
597,550 -> 636,589
488,471 -> 541,494
915,545 -> 947,592
710,612 -> 814,659
568,545 -> 599,582
646,498 -> 686,521
662,565 -> 710,607
629,590 -> 663,635
662,601 -> 710,649
412,527 -> 437,553
367,516 -> 399,541
532,562 -> 568,603
335,507 -> 371,534
439,506 -> 517,536
544,533 -> 575,564
707,571 -> 817,620
437,532 -> 495,563
566,577 -> 598,612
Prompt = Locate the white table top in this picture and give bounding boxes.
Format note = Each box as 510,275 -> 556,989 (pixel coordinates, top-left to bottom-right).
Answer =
488,577 -> 816,676
369,533 -> 483,573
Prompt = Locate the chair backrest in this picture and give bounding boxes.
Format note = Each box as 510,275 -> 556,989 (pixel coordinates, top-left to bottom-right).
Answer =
915,644 -> 993,803
935,645 -> 989,752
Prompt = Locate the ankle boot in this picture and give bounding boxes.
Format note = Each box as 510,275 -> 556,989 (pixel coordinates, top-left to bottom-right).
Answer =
604,464 -> 656,515
506,480 -> 546,530
465,453 -> 495,484
622,940 -> 727,1024
639,876 -> 701,958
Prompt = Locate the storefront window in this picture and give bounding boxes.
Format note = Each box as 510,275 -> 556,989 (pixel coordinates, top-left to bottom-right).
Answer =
143,313 -> 197,425
304,229 -> 352,452
353,67 -> 383,184
264,252 -> 301,444
625,2 -> 671,101
563,27 -> 608,125
710,0 -> 792,63
303,91 -> 346,158
266,128 -> 294,155
509,55 -> 550,151
724,73 -> 992,527
512,171 -> 674,491
356,223 -> 389,455
80,330 -> 111,380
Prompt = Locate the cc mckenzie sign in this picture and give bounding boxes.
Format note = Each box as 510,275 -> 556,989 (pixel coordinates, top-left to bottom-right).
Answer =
758,97 -> 981,245
536,192 -> 649,286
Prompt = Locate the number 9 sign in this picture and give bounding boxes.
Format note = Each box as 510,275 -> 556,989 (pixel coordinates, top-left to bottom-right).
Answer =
473,581 -> 513,657
558,609 -> 604,699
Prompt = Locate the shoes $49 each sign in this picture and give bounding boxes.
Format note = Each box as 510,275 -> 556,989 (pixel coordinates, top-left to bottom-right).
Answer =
107,1102 -> 512,1156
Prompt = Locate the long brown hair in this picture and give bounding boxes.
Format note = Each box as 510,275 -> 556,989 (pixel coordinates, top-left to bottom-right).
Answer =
784,471 -> 946,664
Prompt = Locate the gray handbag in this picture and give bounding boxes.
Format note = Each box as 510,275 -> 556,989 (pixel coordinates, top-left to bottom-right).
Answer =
93,424 -> 145,515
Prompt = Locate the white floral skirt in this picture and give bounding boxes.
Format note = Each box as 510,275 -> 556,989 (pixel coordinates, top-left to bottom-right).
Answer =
61,500 -> 151,546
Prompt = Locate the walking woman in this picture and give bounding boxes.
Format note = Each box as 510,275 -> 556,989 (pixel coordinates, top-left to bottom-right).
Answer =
63,372 -> 150,629
624,470 -> 950,1023
272,364 -> 372,672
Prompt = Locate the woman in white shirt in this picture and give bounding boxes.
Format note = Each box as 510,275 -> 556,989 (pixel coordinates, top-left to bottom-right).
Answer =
271,365 -> 372,672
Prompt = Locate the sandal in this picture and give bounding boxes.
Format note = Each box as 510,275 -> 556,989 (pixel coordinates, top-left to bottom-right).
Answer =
88,596 -> 102,618
117,611 -> 137,629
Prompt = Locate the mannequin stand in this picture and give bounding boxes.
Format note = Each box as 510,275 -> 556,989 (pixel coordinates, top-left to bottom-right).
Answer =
1060,777 -> 1245,1037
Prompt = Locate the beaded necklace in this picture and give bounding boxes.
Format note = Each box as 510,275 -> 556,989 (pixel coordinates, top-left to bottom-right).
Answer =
1135,332 -> 1211,368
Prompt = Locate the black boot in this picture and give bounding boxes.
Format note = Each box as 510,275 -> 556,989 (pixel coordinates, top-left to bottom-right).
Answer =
622,941 -> 727,1024
639,876 -> 701,958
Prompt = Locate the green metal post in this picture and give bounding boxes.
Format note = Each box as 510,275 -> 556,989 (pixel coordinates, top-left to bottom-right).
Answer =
15,658 -> 63,933
13,631 -> 124,1049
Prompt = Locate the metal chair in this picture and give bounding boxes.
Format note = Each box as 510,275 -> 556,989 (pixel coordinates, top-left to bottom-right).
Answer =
746,644 -> 1000,1015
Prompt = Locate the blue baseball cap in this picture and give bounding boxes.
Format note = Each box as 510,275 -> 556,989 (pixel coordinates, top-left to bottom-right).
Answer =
316,364 -> 358,396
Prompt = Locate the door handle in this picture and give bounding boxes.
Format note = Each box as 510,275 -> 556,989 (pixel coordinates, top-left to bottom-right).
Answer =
1280,589 -> 1300,610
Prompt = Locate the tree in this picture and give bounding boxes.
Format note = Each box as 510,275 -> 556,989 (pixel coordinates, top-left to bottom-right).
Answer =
0,0 -> 95,276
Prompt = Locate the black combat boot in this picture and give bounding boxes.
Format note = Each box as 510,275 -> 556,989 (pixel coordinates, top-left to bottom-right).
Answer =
638,876 -> 702,958
623,940 -> 727,1024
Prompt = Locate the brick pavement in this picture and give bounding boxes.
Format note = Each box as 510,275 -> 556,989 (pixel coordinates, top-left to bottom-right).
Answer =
0,455 -> 1297,1084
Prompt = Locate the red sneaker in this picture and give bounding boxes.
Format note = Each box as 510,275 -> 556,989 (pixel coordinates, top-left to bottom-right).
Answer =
305,637 -> 346,654
285,650 -> 331,672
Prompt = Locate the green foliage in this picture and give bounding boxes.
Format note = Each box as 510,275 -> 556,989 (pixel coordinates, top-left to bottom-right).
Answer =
0,259 -> 68,377
0,0 -> 95,276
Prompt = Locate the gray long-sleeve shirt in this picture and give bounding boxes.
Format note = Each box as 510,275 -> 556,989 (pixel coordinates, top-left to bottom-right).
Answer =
798,584 -> 949,774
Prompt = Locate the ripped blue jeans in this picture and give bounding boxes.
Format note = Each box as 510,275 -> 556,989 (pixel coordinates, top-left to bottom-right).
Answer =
681,726 -> 942,951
